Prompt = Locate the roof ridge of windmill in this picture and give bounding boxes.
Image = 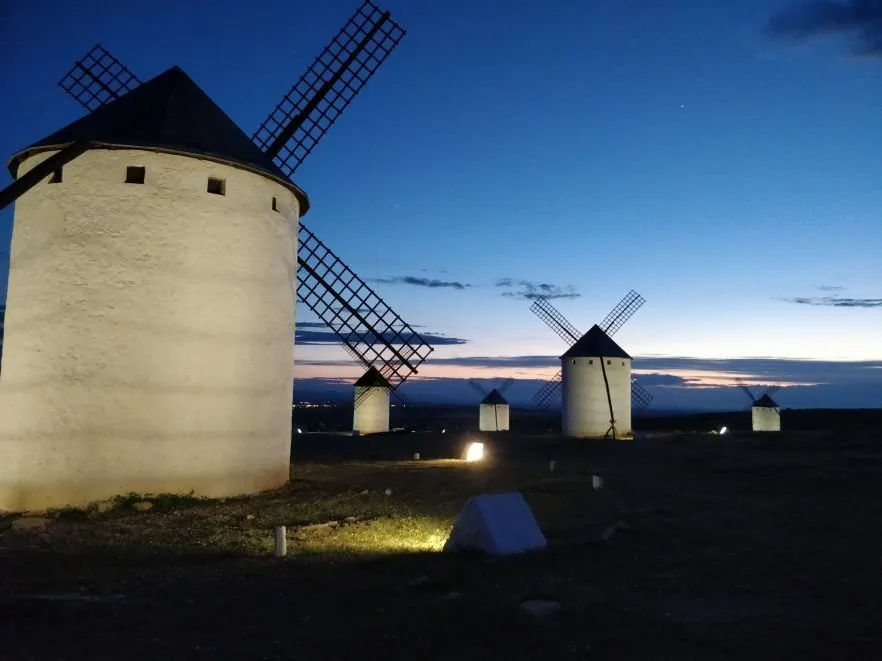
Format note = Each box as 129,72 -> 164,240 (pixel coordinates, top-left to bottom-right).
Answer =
481,389 -> 509,405
561,324 -> 631,360
754,393 -> 780,408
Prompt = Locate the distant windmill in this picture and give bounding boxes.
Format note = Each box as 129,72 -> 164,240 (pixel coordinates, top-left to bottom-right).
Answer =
353,367 -> 392,435
530,291 -> 653,439
468,378 -> 514,432
0,2 -> 433,509
735,379 -> 782,432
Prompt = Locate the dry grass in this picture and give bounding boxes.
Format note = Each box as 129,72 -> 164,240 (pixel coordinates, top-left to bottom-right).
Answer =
2,432 -> 882,660
2,459 -> 619,559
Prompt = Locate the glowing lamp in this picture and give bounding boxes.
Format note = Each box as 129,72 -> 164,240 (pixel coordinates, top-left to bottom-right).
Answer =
720,426 -> 728,435
465,442 -> 485,462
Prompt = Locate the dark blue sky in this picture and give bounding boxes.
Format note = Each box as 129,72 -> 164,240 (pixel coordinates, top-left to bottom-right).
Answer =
1,0 -> 880,407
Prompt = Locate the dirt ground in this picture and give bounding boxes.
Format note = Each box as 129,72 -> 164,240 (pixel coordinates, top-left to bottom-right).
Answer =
2,429 -> 881,660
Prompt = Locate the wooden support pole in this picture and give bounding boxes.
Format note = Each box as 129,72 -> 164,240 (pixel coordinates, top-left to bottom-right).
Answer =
0,142 -> 91,210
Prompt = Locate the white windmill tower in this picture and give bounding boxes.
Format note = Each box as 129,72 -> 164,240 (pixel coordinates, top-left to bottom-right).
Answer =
0,2 -> 423,511
736,379 -> 782,432
468,378 -> 514,432
530,291 -> 653,439
0,67 -> 311,511
353,367 -> 392,434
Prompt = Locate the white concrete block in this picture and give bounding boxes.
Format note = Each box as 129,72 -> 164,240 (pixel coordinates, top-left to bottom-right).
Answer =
443,491 -> 547,556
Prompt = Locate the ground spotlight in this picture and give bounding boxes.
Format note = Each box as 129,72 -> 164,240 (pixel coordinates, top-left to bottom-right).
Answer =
465,442 -> 485,462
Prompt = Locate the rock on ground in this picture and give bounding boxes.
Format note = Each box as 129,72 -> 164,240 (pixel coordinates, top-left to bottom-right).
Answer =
520,600 -> 562,618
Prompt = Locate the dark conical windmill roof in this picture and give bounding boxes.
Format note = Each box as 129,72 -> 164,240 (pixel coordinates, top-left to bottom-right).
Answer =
7,66 -> 309,213
354,367 -> 391,388
481,389 -> 508,406
753,393 -> 779,408
561,324 -> 631,359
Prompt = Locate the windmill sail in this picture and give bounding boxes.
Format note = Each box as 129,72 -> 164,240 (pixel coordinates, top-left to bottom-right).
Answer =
252,1 -> 406,177
599,290 -> 645,337
631,379 -> 654,411
530,297 -> 581,345
735,377 -> 757,403
534,371 -> 562,409
467,379 -> 489,397
58,44 -> 142,111
298,223 -> 433,395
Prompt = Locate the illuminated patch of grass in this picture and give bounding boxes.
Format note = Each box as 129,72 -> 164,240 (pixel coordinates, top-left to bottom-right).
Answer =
22,459 -> 616,560
291,515 -> 452,557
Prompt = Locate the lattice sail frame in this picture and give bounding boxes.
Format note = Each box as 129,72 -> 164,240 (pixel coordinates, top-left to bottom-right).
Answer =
631,379 -> 654,412
530,297 -> 580,345
58,44 -> 141,112
354,382 -> 410,409
534,371 -> 563,409
468,377 -> 516,401
467,379 -> 488,397
298,223 -> 433,393
530,293 -> 652,411
252,0 -> 406,177
251,0 -> 425,405
498,377 -> 515,396
600,290 -> 645,337
734,378 -> 781,407
734,377 -> 756,403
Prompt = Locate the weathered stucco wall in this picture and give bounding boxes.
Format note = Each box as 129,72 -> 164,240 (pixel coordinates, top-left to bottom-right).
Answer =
561,357 -> 632,438
0,148 -> 300,511
752,406 -> 781,432
479,404 -> 510,432
353,387 -> 390,435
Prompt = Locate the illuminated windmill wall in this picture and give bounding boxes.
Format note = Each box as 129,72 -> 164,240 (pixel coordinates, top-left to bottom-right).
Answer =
531,291 -> 653,439
0,2 -> 432,511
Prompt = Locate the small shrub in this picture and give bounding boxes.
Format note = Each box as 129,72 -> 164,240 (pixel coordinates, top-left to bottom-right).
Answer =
112,491 -> 207,512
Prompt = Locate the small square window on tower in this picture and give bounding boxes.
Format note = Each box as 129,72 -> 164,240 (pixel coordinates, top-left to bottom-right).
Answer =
588,359 -> 594,365
49,167 -> 63,183
207,177 -> 226,196
606,360 -> 611,365
125,166 -> 146,184
272,197 -> 279,212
